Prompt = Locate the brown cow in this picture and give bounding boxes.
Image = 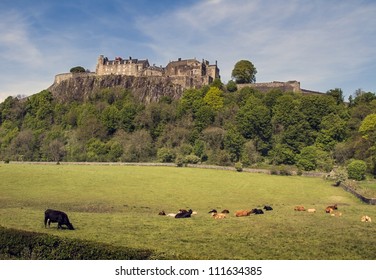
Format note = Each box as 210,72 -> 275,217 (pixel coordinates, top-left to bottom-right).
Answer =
294,206 -> 305,211
235,210 -> 252,217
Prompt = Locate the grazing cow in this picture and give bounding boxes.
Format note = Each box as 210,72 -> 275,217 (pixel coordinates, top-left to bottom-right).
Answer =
235,210 -> 252,217
175,209 -> 193,218
361,215 -> 372,222
263,205 -> 273,211
211,212 -> 226,219
307,208 -> 316,213
44,209 -> 74,230
294,206 -> 305,211
221,209 -> 230,214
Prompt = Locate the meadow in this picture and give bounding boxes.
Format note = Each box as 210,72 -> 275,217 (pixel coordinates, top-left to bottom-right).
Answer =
0,163 -> 375,260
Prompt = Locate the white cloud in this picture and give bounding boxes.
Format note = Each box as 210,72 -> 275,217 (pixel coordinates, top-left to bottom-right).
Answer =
136,0 -> 376,95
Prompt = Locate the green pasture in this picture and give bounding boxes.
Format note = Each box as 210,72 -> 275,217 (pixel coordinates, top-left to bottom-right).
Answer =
0,163 -> 375,260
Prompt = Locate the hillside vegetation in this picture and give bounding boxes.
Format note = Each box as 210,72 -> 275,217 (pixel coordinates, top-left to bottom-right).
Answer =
1,80 -> 376,176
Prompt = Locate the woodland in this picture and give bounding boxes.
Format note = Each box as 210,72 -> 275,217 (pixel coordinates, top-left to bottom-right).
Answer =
1,79 -> 376,178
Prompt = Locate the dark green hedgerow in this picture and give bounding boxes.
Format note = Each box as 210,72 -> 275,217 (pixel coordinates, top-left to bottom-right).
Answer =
0,226 -> 163,260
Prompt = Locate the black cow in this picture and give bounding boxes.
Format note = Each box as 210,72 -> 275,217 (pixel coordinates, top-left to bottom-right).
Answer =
251,208 -> 264,215
175,209 -> 193,218
208,209 -> 217,214
44,209 -> 74,230
263,205 -> 273,211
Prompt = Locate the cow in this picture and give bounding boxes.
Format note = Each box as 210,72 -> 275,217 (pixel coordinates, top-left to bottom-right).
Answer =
361,215 -> 372,222
158,210 -> 166,216
211,212 -> 226,219
294,206 -> 305,211
307,208 -> 316,213
325,204 -> 338,213
235,210 -> 252,217
263,205 -> 273,211
44,209 -> 74,230
251,208 -> 264,215
208,209 -> 217,214
221,209 -> 230,214
175,209 -> 193,218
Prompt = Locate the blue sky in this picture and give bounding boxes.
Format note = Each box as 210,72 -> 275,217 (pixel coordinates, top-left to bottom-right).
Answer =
0,0 -> 375,102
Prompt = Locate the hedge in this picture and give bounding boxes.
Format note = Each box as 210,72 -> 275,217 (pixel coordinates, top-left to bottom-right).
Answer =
0,226 -> 163,260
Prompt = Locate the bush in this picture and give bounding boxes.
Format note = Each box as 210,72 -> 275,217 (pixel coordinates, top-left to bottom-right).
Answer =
157,148 -> 176,163
347,160 -> 367,181
327,167 -> 348,186
235,162 -> 243,172
0,226 -> 159,260
175,155 -> 185,167
184,154 -> 200,164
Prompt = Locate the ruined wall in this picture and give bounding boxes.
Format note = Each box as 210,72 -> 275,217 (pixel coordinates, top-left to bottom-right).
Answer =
237,81 -> 301,93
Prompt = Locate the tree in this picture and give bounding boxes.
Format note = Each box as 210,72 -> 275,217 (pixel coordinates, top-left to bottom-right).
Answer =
359,113 -> 376,140
231,60 -> 257,84
347,160 -> 367,180
326,88 -> 344,105
70,66 -> 86,73
226,80 -> 237,92
204,87 -> 224,111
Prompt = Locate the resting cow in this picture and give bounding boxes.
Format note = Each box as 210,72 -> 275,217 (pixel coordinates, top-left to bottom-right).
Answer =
235,210 -> 252,217
263,205 -> 273,211
44,209 -> 74,230
175,209 -> 193,218
251,208 -> 264,215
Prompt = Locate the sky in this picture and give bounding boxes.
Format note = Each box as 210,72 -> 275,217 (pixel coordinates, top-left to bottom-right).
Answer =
0,0 -> 375,102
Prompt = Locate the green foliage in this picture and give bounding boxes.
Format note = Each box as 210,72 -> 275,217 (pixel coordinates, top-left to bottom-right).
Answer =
347,160 -> 367,181
203,87 -> 224,111
231,60 -> 257,84
157,147 -> 176,163
70,66 -> 86,73
184,154 -> 201,164
226,80 -> 237,92
234,161 -> 243,172
0,78 -> 375,171
296,146 -> 318,171
359,113 -> 376,140
0,226 -> 157,260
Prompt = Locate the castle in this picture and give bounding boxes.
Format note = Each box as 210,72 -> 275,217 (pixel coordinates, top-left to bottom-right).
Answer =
54,55 -> 220,90
53,55 -> 321,95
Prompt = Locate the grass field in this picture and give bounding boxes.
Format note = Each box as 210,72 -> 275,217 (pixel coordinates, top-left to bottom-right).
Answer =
0,163 -> 375,260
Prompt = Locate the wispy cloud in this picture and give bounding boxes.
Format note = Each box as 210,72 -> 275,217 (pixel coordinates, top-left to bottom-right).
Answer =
0,0 -> 375,102
136,0 -> 376,95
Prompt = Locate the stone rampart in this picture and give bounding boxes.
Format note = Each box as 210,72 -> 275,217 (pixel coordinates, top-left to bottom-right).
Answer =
54,72 -> 96,84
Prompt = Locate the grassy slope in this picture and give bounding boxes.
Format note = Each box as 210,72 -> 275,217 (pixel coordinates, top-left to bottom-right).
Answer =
0,164 -> 375,259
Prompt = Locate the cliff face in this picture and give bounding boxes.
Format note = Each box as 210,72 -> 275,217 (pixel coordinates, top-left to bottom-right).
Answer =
48,75 -> 186,103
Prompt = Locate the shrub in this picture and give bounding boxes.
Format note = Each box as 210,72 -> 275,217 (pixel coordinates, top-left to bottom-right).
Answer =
235,162 -> 243,172
157,148 -> 176,163
175,155 -> 185,167
184,154 -> 200,164
327,167 -> 348,186
0,226 -> 158,260
347,160 -> 367,181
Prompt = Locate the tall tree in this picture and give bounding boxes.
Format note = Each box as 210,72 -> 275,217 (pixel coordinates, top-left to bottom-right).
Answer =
231,60 -> 257,84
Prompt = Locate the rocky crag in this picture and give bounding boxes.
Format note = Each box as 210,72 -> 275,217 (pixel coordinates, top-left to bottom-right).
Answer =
48,74 -> 186,103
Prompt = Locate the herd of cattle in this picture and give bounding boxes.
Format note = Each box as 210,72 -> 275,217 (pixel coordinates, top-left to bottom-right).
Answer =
44,203 -> 372,230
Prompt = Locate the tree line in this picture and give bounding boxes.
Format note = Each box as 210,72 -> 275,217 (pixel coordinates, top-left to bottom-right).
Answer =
0,77 -> 376,178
